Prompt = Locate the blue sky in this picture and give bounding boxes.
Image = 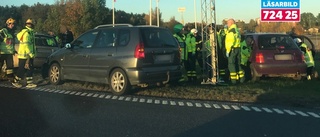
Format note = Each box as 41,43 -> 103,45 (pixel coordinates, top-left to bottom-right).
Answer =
1,0 -> 319,24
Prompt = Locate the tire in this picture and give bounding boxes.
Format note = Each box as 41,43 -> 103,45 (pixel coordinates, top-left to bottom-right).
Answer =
109,68 -> 131,95
49,63 -> 63,85
250,64 -> 260,82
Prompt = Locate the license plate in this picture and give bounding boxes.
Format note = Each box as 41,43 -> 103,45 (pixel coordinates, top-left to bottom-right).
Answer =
155,55 -> 172,62
274,54 -> 292,60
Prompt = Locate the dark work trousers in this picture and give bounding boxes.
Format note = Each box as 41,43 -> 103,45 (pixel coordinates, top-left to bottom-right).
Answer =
228,48 -> 244,84
186,52 -> 197,82
307,66 -> 314,76
16,58 -> 34,80
0,54 -> 14,78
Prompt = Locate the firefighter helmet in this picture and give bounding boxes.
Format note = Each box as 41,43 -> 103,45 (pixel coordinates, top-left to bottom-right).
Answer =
191,28 -> 198,34
173,24 -> 184,33
6,18 -> 15,25
294,38 -> 302,44
26,19 -> 33,24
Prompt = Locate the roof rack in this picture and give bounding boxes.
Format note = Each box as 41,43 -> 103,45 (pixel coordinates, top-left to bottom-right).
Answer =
94,24 -> 133,29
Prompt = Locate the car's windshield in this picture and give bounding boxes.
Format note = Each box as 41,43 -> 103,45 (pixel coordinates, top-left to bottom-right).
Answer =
258,35 -> 298,50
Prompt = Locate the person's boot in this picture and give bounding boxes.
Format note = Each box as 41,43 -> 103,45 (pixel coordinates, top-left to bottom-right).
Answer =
12,76 -> 22,88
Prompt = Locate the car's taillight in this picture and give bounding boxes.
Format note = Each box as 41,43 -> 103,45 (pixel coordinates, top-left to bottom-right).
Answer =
134,42 -> 145,59
255,53 -> 264,63
301,54 -> 304,61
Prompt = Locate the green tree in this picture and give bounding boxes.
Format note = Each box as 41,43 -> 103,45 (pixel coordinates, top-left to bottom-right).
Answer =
300,12 -> 316,29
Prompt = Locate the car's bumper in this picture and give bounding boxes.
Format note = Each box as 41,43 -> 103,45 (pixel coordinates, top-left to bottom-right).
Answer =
126,67 -> 182,86
253,63 -> 307,76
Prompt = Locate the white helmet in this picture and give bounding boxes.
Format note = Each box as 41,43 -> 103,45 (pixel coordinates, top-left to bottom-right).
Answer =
294,38 -> 302,44
191,28 -> 198,34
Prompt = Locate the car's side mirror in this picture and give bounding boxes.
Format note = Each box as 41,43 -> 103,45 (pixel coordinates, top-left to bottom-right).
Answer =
65,43 -> 71,49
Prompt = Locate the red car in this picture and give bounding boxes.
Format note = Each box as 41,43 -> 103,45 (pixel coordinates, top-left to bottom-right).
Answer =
246,33 -> 307,81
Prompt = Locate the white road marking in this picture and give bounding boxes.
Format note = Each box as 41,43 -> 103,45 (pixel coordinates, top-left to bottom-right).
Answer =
118,96 -> 125,100
222,105 -> 231,109
204,103 -> 212,108
155,100 -> 160,104
112,96 -> 118,100
195,103 -> 202,107
295,111 -> 309,117
273,108 -> 284,114
252,107 -> 262,112
147,99 -> 153,103
170,101 -> 176,106
307,112 -> 320,118
231,105 -> 241,110
187,102 -> 193,107
178,102 -> 184,106
241,106 -> 251,111
125,97 -> 131,101
262,108 -> 273,113
284,110 -> 296,115
162,100 -> 168,105
213,104 -> 221,109
105,95 -> 112,99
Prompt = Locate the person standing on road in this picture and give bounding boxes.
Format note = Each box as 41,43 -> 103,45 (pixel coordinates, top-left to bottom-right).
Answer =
173,23 -> 187,82
12,19 -> 37,88
0,18 -> 17,82
225,18 -> 244,84
294,38 -> 315,80
185,28 -> 198,82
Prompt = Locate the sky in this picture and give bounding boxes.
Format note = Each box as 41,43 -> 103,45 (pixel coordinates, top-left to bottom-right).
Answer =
1,0 -> 319,25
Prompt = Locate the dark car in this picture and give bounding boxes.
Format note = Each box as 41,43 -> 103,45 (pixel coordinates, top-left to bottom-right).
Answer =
45,24 -> 182,95
245,33 -> 307,81
13,33 -> 60,68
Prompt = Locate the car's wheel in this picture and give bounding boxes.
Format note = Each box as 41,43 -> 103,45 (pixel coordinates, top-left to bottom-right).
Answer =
109,68 -> 131,95
250,64 -> 260,82
49,63 -> 63,85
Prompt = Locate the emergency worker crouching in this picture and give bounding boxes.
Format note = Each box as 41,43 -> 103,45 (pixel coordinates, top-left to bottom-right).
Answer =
12,19 -> 37,88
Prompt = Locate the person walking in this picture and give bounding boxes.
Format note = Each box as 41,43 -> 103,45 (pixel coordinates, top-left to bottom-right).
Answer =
294,38 -> 315,80
225,19 -> 244,84
0,18 -> 16,82
12,19 -> 37,88
185,28 -> 198,82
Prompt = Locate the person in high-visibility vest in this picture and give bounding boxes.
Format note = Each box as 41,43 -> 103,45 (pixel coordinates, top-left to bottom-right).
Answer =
240,36 -> 254,82
12,19 -> 37,88
0,18 -> 16,81
225,19 -> 244,84
185,28 -> 198,82
173,23 -> 187,82
294,38 -> 315,80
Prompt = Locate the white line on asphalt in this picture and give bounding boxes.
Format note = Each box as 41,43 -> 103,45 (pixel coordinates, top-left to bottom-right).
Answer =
195,103 -> 202,107
93,94 -> 99,97
112,96 -> 118,100
147,99 -> 153,103
132,97 -> 138,102
187,102 -> 193,107
213,104 -> 221,109
75,92 -> 82,96
170,101 -> 176,106
231,105 -> 241,110
155,100 -> 160,104
222,105 -> 231,109
262,108 -> 273,113
64,91 -> 71,94
99,94 -> 105,98
251,107 -> 262,112
273,108 -> 284,114
69,91 -> 76,95
86,93 -> 93,97
307,112 -> 320,118
162,100 -> 168,105
241,106 -> 251,111
139,98 -> 145,103
105,95 -> 112,99
204,103 -> 211,108
125,97 -> 131,101
295,111 -> 309,117
178,102 -> 184,106
284,110 -> 296,115
118,96 -> 125,100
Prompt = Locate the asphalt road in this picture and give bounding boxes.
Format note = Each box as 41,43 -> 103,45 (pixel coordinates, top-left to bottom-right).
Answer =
0,85 -> 320,137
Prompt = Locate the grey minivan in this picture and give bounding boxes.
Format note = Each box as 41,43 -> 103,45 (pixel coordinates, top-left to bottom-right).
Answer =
45,25 -> 182,95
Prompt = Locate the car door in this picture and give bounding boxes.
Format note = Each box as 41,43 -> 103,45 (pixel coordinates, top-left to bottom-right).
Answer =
88,29 -> 117,83
62,30 -> 99,81
34,35 -> 59,67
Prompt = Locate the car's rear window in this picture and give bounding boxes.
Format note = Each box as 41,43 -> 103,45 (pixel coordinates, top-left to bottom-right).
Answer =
141,28 -> 178,48
258,35 -> 298,50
